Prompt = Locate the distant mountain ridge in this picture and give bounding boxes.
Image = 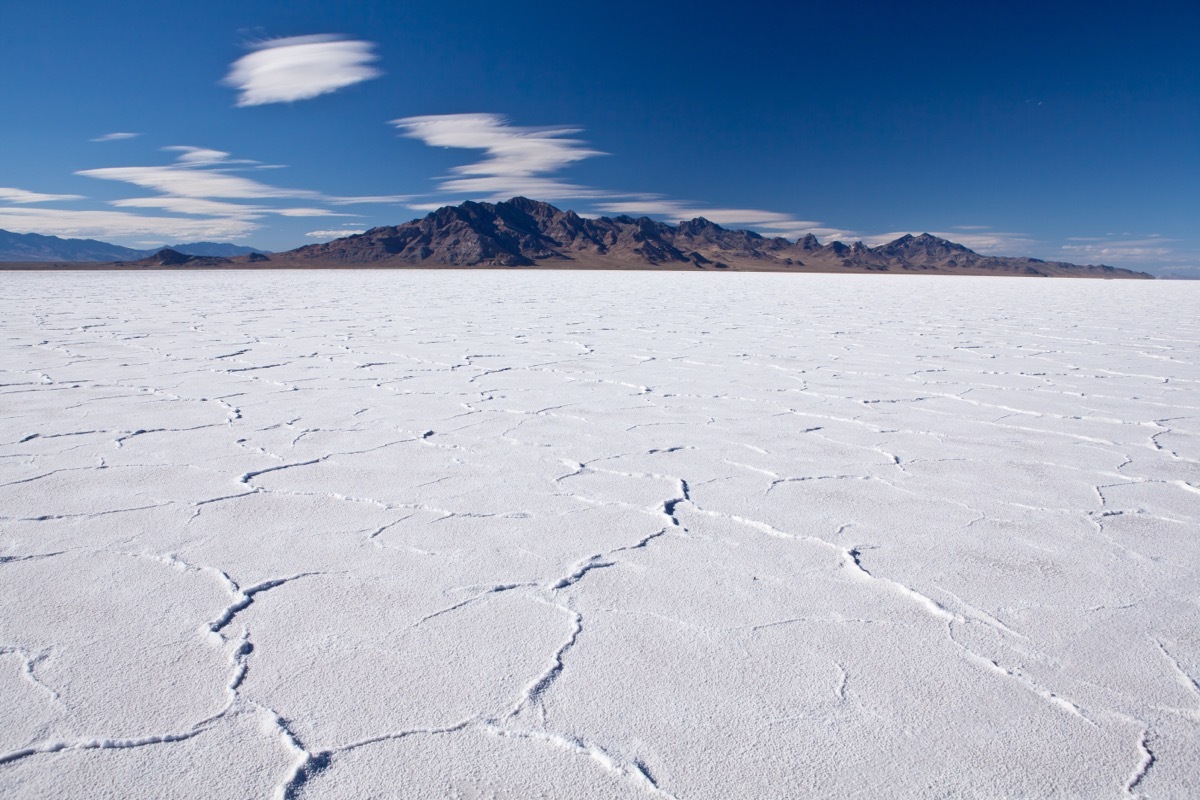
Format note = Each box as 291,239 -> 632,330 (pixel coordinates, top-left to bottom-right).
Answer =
0,229 -> 146,262
288,197 -> 1151,278
154,241 -> 270,258
1,201 -> 1153,278
0,229 -> 269,262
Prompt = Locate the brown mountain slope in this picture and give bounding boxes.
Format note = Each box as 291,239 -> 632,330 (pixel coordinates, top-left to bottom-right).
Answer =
273,198 -> 1151,278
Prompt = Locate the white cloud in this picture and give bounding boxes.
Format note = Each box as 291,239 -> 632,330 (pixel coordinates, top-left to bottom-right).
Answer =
10,140 -> 404,244
90,132 -> 141,143
81,148 -> 405,209
161,145 -> 251,166
327,194 -> 410,205
0,187 -> 85,204
83,164 -> 313,200
305,229 -> 365,238
391,113 -> 606,200
276,207 -> 355,217
1,143 -> 414,243
0,206 -> 258,240
225,35 -> 381,107
1060,237 -> 1176,263
407,201 -> 466,212
393,113 -> 603,176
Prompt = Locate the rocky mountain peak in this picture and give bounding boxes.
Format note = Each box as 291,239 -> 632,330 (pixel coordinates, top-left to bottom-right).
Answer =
151,248 -> 192,265
501,196 -> 561,219
873,232 -> 970,256
677,216 -> 721,231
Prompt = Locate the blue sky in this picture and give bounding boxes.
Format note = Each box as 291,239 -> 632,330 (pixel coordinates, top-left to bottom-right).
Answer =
1,0 -> 1196,273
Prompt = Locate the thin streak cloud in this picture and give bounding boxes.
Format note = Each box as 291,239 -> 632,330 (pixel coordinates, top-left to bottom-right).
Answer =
0,206 -> 258,240
36,145 -> 404,241
79,146 -> 397,206
0,187 -> 86,204
89,132 -> 141,143
306,229 -> 365,238
1060,236 -> 1176,262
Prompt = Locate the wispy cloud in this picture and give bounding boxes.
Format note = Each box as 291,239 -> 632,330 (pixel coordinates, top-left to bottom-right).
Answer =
326,194 -> 410,205
391,113 -> 859,241
80,146 -> 399,207
0,187 -> 85,204
0,206 -> 258,240
225,35 -> 381,107
306,229 -> 365,239
595,200 -> 857,241
391,113 -> 606,200
406,201 -> 467,212
79,147 -> 321,200
90,132 -> 141,143
7,145 -> 403,242
277,207 -> 356,217
161,145 -> 257,166
1060,236 -> 1176,263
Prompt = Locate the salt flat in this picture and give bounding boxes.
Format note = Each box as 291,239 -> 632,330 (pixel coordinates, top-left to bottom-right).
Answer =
1,271 -> 1197,799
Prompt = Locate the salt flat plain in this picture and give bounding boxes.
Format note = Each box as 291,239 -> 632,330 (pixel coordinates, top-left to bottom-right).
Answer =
0,271 -> 1198,799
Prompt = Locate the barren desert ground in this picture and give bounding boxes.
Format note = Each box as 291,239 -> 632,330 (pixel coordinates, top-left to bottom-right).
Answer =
1,271 -> 1198,799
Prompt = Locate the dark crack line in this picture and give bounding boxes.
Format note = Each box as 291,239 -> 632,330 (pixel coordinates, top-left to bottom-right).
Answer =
414,583 -> 536,626
0,728 -> 207,767
0,552 -> 65,564
209,573 -> 320,634
549,558 -> 615,591
1124,729 -> 1156,797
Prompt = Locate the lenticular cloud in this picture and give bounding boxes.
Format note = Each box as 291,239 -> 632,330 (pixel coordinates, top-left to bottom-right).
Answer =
225,35 -> 381,107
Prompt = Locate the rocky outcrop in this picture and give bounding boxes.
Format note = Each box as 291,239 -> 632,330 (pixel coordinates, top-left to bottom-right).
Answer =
112,248 -> 233,268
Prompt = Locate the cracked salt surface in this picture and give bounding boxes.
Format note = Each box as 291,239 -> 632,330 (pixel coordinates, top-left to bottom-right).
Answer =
1,271 -> 1198,798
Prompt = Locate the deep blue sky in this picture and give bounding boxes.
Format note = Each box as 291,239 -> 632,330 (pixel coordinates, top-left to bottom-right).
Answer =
1,0 -> 1196,273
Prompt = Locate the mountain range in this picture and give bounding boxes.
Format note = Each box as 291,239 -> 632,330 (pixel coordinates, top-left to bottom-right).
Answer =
1,199 -> 1152,278
284,198 -> 1150,277
0,229 -> 268,262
